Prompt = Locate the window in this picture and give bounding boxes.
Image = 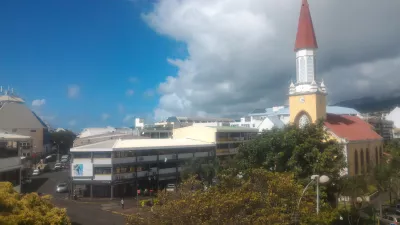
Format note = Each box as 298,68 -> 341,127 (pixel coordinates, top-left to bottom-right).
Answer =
94,167 -> 111,174
375,147 -> 379,165
366,148 -> 370,172
11,129 -> 17,133
354,150 -> 359,175
73,152 -> 91,158
360,149 -> 365,174
93,152 -> 111,158
30,130 -> 36,132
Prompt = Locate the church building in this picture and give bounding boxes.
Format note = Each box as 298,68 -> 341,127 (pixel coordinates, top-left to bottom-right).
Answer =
289,0 -> 383,176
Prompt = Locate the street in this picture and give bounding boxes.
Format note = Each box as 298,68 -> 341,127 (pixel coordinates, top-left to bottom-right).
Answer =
24,169 -> 126,225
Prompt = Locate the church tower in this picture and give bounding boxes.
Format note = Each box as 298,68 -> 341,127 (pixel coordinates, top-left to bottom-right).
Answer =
289,0 -> 327,127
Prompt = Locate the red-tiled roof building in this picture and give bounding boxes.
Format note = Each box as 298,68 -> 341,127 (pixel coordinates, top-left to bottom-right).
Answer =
289,0 -> 383,176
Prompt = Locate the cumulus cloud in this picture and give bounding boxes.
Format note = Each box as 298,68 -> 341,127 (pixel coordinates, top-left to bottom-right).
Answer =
32,99 -> 46,107
126,89 -> 135,96
101,113 -> 110,121
67,85 -> 80,98
143,0 -> 400,120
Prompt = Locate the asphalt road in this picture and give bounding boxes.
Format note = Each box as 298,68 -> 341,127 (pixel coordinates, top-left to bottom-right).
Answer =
24,170 -> 125,225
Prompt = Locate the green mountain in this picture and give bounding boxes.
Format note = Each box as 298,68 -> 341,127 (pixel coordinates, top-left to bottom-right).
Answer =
334,96 -> 400,113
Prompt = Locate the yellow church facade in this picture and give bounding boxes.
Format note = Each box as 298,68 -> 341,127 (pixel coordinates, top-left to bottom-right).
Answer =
289,0 -> 383,176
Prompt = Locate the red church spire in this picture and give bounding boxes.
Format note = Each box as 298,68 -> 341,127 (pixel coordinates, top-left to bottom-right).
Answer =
294,0 -> 318,51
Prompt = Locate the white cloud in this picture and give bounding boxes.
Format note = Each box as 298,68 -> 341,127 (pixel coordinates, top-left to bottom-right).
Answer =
101,113 -> 110,121
32,99 -> 46,107
144,0 -> 400,120
67,85 -> 80,98
68,120 -> 77,126
126,89 -> 135,96
123,114 -> 135,124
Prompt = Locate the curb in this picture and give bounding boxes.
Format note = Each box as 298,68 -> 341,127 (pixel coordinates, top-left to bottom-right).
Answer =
104,209 -> 129,216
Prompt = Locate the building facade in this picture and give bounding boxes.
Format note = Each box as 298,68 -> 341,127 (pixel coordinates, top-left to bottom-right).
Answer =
0,131 -> 31,192
172,126 -> 258,157
288,0 -> 383,176
70,138 -> 215,198
0,94 -> 51,156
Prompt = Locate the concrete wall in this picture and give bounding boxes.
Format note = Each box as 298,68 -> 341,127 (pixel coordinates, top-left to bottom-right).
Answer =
3,128 -> 45,154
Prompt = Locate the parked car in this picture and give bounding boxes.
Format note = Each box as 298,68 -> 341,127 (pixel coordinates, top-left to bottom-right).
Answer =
166,184 -> 176,192
32,169 -> 40,176
378,213 -> 400,225
56,183 -> 68,193
55,162 -> 63,170
21,177 -> 32,184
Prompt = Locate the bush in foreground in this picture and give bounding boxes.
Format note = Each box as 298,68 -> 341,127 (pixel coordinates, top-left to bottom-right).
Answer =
0,182 -> 70,225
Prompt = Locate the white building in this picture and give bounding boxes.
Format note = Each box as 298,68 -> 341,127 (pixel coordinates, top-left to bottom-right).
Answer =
0,131 -> 31,193
232,105 -> 362,132
70,138 -> 215,199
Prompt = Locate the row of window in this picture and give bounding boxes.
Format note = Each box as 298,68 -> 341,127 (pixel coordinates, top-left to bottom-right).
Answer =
94,164 -> 182,175
354,146 -> 383,175
73,148 -> 214,159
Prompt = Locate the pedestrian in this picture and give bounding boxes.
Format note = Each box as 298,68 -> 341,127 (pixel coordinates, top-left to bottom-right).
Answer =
121,198 -> 124,210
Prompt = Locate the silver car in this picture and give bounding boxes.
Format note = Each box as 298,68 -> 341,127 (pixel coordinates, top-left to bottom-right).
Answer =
56,183 -> 68,193
378,213 -> 400,225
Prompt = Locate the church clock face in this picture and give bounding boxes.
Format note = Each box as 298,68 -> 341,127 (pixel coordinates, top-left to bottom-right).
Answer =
298,114 -> 310,128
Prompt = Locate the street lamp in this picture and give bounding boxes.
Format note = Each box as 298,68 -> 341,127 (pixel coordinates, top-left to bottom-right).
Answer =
297,174 -> 330,216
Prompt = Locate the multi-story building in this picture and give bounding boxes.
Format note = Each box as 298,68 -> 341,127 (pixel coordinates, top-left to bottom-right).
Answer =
0,131 -> 31,192
0,92 -> 51,156
155,116 -> 234,128
172,126 -> 258,157
364,116 -> 394,141
74,127 -> 141,147
231,105 -> 362,133
70,138 -> 215,199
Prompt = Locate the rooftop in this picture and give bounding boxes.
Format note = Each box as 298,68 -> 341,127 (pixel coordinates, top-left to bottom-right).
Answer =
207,126 -> 259,132
71,139 -> 117,151
0,131 -> 31,140
114,138 -> 214,150
295,0 -> 318,50
324,114 -> 382,141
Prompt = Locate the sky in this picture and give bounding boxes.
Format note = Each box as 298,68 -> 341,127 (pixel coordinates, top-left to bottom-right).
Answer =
1,0 -> 400,131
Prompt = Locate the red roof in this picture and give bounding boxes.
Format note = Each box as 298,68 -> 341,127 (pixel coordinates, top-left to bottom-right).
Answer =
324,114 -> 382,141
294,0 -> 318,51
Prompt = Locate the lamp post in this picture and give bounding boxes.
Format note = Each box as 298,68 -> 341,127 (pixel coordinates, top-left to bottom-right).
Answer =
297,174 -> 330,216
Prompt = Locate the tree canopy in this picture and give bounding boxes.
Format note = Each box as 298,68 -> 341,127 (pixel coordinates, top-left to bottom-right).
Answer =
127,169 -> 339,225
0,182 -> 70,225
50,130 -> 76,154
235,121 -> 346,183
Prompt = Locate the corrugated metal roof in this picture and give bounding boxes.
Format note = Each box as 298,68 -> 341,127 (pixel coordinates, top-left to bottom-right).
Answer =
268,116 -> 285,129
325,114 -> 382,141
0,102 -> 46,129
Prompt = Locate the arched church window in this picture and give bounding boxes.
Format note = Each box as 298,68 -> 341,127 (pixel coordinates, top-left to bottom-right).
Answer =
379,146 -> 383,160
360,149 -> 365,174
354,150 -> 359,175
296,58 -> 300,82
298,114 -> 310,128
366,148 -> 370,173
375,147 -> 378,165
